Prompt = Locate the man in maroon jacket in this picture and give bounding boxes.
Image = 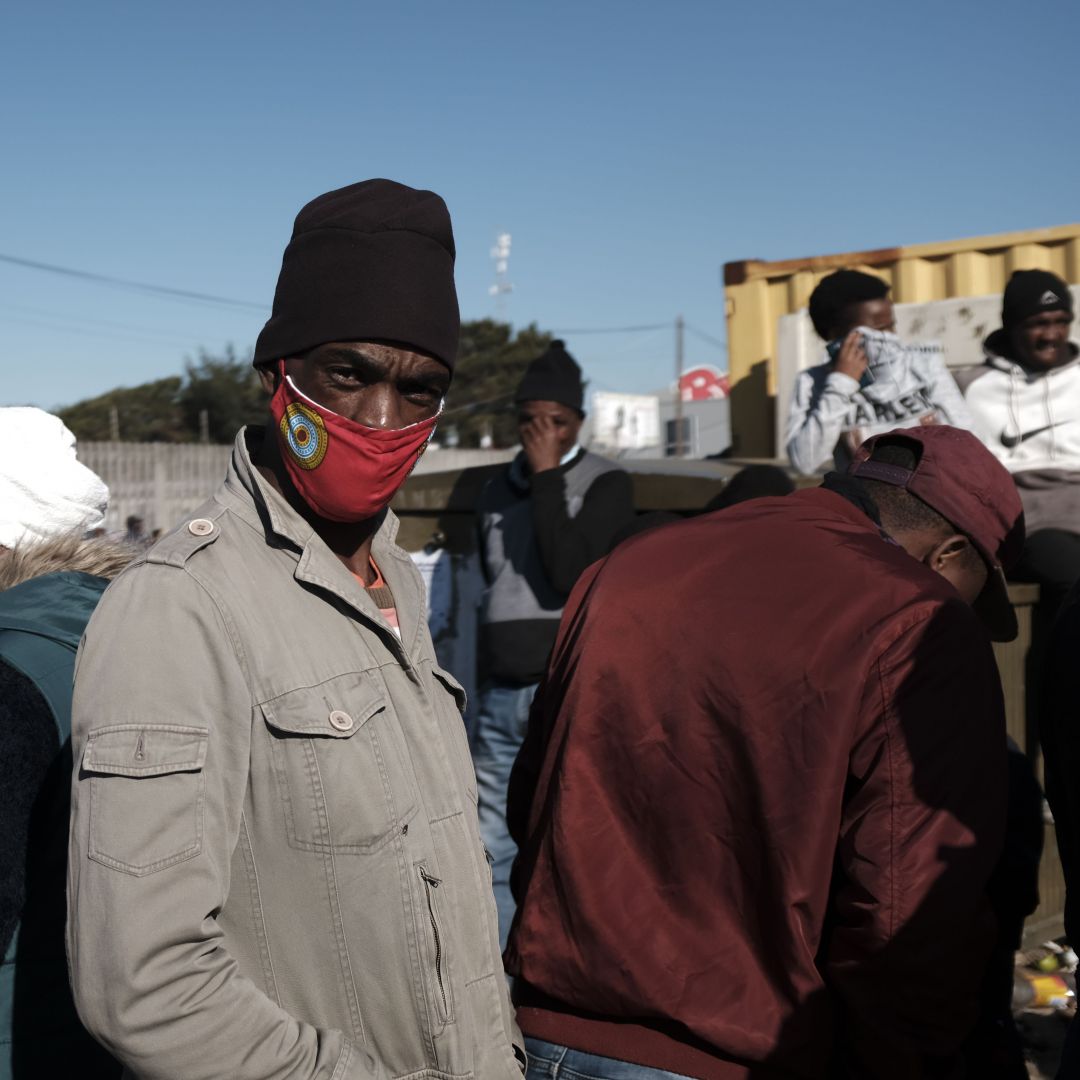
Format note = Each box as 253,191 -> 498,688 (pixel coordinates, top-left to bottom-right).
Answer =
505,426 -> 1024,1080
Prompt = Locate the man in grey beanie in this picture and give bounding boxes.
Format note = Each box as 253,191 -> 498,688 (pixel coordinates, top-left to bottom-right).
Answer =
68,180 -> 524,1079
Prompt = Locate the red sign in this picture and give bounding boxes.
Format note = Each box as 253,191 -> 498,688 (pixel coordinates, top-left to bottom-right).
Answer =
679,365 -> 730,402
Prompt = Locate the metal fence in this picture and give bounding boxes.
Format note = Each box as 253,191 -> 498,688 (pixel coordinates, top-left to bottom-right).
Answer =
80,442 -> 233,535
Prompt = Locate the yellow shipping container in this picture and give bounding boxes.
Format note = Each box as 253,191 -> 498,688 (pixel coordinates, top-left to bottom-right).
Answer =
723,224 -> 1080,457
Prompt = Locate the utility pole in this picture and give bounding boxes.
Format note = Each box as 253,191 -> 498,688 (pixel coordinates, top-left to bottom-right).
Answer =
199,409 -> 210,444
109,406 -> 120,442
673,314 -> 685,457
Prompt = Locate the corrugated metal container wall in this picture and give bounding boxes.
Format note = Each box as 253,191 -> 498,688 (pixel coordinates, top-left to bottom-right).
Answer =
723,224 -> 1080,456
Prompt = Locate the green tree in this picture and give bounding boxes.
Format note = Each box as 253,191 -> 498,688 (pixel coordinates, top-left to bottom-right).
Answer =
57,377 -> 187,442
56,324 -> 556,446
447,320 -> 553,447
179,345 -> 266,443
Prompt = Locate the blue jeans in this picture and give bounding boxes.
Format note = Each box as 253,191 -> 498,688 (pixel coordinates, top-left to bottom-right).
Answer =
524,1038 -> 692,1080
470,681 -> 537,951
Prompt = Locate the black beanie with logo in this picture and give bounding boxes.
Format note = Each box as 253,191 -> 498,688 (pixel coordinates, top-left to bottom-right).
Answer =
1002,270 -> 1074,329
254,179 -> 460,370
514,340 -> 584,414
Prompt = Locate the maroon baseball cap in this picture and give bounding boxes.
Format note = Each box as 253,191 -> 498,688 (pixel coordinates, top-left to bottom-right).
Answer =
849,426 -> 1026,641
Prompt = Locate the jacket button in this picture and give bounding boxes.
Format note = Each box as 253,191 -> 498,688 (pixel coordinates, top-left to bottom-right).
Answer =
328,710 -> 354,732
188,518 -> 214,536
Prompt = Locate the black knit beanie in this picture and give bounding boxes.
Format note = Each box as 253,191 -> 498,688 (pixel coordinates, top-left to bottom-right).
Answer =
253,179 -> 460,370
1002,270 -> 1073,329
514,340 -> 584,413
807,270 -> 890,341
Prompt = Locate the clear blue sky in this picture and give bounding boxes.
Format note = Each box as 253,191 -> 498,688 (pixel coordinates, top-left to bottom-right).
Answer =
3,0 -> 1078,409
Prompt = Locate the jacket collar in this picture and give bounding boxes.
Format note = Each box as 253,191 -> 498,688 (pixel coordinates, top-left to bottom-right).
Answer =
791,481 -> 902,549
221,427 -> 402,549
220,427 -> 423,665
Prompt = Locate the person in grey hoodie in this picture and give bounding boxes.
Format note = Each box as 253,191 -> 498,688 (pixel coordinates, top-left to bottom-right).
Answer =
786,270 -> 973,475
959,270 -> 1080,614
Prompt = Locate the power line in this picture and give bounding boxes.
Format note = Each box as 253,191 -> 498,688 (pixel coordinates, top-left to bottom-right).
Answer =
0,252 -> 267,312
586,327 -> 671,364
1,253 -> 722,349
685,323 -> 726,351
0,314 -> 208,350
0,301 -> 215,345
552,322 -> 669,335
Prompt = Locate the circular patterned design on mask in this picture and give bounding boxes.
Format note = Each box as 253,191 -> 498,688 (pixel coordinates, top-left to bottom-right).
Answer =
280,402 -> 328,470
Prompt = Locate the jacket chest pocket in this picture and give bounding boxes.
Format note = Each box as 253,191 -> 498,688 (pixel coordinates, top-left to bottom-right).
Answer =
261,673 -> 417,854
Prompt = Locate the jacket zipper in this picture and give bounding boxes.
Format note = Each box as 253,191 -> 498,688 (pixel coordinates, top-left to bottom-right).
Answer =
418,865 -> 450,1020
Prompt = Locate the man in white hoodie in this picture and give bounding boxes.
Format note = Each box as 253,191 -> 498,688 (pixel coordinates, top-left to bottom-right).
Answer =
787,270 -> 973,475
959,270 -> 1080,612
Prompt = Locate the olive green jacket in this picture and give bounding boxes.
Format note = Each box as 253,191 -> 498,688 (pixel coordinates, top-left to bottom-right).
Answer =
67,428 -> 523,1080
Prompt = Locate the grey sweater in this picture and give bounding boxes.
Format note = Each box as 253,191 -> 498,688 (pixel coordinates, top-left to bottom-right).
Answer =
478,449 -> 633,684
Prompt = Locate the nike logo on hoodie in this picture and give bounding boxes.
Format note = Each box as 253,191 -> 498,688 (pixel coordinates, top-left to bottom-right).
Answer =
1001,422 -> 1070,449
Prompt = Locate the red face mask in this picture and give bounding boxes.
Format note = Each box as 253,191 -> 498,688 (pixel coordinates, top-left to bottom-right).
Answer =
268,361 -> 440,523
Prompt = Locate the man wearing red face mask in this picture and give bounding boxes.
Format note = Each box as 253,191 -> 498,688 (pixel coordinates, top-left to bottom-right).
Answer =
67,181 -> 525,1080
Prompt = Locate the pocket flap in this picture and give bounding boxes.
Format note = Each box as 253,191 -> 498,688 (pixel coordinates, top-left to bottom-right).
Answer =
261,672 -> 387,738
83,724 -> 209,777
432,666 -> 467,715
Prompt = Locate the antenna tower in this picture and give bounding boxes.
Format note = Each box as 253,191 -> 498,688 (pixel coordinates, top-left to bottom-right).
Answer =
489,231 -> 513,312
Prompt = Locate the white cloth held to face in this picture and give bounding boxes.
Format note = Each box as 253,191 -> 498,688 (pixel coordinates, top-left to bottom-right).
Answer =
0,407 -> 109,548
785,328 -> 975,475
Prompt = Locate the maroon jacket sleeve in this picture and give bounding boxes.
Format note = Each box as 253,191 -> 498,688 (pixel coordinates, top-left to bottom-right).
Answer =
824,600 -> 1007,1077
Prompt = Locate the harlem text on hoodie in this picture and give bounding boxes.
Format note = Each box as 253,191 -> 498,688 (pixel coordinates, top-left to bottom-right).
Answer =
786,328 -> 974,475
958,330 -> 1080,536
